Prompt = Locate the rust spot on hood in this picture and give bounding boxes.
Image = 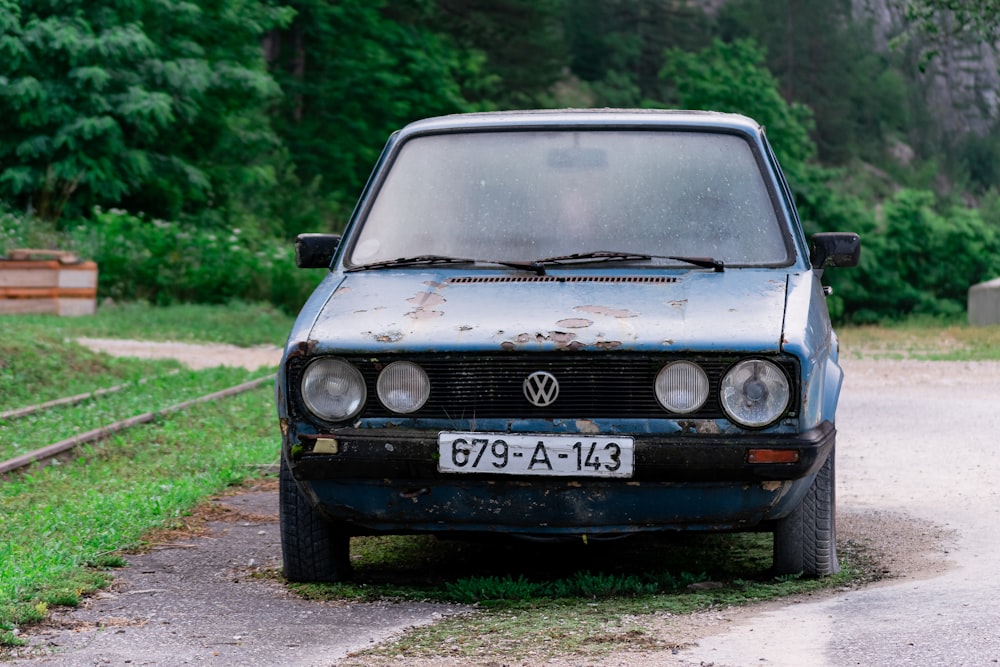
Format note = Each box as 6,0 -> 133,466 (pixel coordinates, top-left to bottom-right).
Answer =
375,331 -> 404,343
292,339 -> 318,357
407,309 -> 444,320
502,331 -> 581,349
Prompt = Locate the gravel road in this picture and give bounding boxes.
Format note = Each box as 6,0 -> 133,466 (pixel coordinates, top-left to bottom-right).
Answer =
7,343 -> 996,666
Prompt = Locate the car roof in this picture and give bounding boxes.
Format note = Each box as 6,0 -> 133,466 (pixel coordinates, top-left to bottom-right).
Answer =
397,108 -> 765,137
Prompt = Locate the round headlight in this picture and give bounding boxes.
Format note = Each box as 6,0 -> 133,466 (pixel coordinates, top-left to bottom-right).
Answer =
654,361 -> 709,413
376,361 -> 430,414
301,358 -> 367,421
720,359 -> 790,427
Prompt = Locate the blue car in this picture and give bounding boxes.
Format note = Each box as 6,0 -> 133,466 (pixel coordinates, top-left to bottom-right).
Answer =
276,109 -> 860,582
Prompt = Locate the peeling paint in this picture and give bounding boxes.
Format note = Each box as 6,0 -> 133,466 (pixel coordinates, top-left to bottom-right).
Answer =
761,481 -> 783,492
575,419 -> 600,434
406,309 -> 444,320
407,292 -> 446,308
576,305 -> 639,318
556,318 -> 594,328
375,331 -> 404,343
667,299 -> 688,308
594,340 -> 622,350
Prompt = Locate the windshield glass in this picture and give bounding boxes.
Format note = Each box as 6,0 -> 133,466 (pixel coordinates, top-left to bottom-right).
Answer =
348,130 -> 789,267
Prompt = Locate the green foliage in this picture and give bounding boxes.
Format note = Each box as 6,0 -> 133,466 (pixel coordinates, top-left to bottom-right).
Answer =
845,189 -> 1000,322
442,570 -> 682,604
65,209 -> 319,313
266,0 -> 483,214
658,38 -> 816,167
717,0 -> 919,164
563,0 -> 713,107
0,0 -> 290,222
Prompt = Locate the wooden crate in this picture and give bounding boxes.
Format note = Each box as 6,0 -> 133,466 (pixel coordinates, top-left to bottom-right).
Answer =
0,250 -> 98,316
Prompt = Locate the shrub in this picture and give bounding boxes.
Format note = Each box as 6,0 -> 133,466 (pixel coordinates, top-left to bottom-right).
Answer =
67,209 -> 321,313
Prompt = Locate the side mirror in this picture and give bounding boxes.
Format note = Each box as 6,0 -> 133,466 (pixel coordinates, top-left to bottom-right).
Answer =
810,232 -> 860,269
295,234 -> 341,269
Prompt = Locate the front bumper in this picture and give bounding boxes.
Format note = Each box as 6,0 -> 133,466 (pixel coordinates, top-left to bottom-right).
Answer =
290,421 -> 835,483
287,422 -> 835,535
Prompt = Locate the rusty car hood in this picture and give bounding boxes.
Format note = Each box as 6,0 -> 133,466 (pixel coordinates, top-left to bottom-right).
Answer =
305,269 -> 790,354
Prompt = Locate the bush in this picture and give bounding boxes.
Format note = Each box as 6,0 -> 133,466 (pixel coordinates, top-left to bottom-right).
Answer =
65,209 -> 321,313
846,189 -> 1000,322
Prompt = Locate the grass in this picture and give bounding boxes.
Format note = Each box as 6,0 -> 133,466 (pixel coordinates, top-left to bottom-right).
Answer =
838,320 -> 1000,360
0,303 -> 289,648
0,301 -> 292,410
4,300 -> 293,347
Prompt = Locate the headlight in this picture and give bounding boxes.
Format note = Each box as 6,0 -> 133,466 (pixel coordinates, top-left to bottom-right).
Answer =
377,361 -> 430,413
301,358 -> 366,421
654,361 -> 709,413
720,359 -> 790,427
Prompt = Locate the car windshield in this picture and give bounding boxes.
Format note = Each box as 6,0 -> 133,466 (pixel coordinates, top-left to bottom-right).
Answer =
348,129 -> 790,268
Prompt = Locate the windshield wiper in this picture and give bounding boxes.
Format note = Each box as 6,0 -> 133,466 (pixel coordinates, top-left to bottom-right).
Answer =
347,254 -> 547,274
346,255 -> 475,272
534,250 -> 724,272
346,251 -> 722,274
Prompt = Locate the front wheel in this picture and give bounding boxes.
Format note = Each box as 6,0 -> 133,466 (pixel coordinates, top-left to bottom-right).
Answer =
279,455 -> 353,582
772,446 -> 839,577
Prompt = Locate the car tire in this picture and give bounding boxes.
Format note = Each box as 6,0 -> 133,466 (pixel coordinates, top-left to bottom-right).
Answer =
279,455 -> 353,582
772,446 -> 839,577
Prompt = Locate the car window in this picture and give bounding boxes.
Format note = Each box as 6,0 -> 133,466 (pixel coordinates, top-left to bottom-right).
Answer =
349,130 -> 789,266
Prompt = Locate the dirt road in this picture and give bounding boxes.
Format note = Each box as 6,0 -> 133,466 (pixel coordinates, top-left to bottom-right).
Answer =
8,344 -> 997,666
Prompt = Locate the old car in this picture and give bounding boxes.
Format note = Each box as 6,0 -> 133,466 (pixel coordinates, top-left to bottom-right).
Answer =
276,109 -> 860,582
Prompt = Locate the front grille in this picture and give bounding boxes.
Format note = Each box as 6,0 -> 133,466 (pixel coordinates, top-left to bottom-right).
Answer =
287,353 -> 799,423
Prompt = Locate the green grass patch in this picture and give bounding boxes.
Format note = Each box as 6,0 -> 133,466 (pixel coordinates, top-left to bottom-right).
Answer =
0,366 -> 271,461
0,387 -> 278,643
2,300 -> 293,348
0,302 -> 292,410
839,320 -> 1000,360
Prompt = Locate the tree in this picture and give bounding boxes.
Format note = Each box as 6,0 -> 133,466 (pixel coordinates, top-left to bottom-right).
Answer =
717,0 -> 916,164
0,0 -> 290,223
265,1 -> 485,222
658,38 -> 816,167
564,0 -> 713,107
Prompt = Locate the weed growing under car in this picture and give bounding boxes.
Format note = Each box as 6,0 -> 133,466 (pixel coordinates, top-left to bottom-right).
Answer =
291,531 -> 870,663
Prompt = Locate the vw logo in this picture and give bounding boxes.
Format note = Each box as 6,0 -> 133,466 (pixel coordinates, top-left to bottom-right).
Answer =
523,371 -> 560,407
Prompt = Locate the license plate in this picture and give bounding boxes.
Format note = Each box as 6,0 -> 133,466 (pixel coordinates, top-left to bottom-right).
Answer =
438,432 -> 634,478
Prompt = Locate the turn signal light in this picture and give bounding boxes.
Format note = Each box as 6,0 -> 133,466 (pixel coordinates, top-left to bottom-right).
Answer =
747,448 -> 799,464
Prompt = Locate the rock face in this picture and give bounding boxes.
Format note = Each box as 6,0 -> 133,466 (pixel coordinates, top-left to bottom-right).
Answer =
692,0 -> 1000,139
852,0 -> 1000,139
